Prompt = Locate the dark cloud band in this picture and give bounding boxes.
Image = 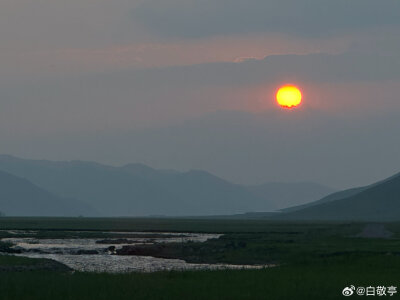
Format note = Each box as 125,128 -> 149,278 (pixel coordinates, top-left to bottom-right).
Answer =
132,0 -> 400,38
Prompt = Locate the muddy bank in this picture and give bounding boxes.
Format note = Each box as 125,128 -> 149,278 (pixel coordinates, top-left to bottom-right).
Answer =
114,239 -> 250,264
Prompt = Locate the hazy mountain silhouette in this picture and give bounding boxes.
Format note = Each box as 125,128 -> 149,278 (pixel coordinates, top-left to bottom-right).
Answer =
0,155 -> 271,216
247,182 -> 335,211
279,171 -> 400,221
3,154 -> 397,220
0,170 -> 95,216
281,171 -> 400,212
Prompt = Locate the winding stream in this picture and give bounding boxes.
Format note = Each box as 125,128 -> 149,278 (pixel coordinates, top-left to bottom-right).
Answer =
2,232 -> 268,273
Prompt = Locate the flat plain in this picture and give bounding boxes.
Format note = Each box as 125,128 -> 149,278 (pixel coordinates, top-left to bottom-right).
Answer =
1,217 -> 400,300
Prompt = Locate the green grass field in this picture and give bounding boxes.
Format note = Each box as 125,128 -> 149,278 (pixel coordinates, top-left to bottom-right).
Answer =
1,217 -> 400,300
0,216 -> 361,233
1,255 -> 399,300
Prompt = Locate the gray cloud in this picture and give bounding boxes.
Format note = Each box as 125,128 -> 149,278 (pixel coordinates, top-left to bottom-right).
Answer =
1,51 -> 399,139
132,0 -> 400,38
22,52 -> 400,89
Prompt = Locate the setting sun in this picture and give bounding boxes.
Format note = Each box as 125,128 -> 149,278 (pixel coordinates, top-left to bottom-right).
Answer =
276,85 -> 302,109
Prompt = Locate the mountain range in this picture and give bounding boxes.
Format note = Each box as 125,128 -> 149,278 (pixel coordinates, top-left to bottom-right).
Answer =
0,155 -> 334,217
0,170 -> 94,216
247,182 -> 335,211
1,154 -> 399,221
277,171 -> 400,221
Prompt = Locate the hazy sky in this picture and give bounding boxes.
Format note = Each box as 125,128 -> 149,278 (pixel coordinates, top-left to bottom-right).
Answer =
1,0 -> 400,189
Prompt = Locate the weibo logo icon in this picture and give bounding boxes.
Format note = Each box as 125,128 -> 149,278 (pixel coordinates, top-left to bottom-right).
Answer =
342,286 -> 355,296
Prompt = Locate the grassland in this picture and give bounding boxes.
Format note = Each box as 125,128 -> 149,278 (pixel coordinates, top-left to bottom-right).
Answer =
0,216 -> 360,233
1,254 -> 399,300
1,217 -> 400,300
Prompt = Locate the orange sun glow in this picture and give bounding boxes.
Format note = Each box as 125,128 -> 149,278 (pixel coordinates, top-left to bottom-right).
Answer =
276,85 -> 302,109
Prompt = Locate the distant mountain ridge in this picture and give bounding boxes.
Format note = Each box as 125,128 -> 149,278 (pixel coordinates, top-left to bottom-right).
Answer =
0,170 -> 95,216
281,186 -> 366,213
4,152 -> 400,221
0,154 -> 340,217
247,182 -> 335,211
281,171 -> 400,213
278,171 -> 400,221
0,155 -> 259,216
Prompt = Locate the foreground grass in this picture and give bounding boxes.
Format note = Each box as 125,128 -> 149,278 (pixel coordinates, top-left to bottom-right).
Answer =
0,255 -> 71,272
1,254 -> 399,300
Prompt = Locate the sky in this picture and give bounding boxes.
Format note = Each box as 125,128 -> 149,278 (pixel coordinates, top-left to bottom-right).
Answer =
1,0 -> 400,189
